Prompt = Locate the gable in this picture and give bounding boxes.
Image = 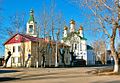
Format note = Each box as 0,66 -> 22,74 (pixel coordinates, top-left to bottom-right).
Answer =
4,34 -> 30,45
87,45 -> 93,50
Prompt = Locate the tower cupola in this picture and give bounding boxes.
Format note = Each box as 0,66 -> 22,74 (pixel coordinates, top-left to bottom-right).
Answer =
70,20 -> 75,32
28,9 -> 34,23
78,25 -> 83,37
63,26 -> 68,37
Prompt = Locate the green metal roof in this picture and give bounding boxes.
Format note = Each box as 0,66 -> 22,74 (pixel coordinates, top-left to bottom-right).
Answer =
28,15 -> 34,23
28,9 -> 34,23
62,32 -> 87,42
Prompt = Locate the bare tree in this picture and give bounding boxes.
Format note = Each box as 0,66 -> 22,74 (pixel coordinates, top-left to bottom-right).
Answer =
37,1 -> 50,39
69,0 -> 120,73
92,39 -> 107,64
37,0 -> 65,67
6,12 -> 26,37
117,43 -> 120,53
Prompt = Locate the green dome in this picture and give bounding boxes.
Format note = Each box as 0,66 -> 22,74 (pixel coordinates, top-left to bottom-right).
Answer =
28,15 -> 34,23
28,9 -> 34,23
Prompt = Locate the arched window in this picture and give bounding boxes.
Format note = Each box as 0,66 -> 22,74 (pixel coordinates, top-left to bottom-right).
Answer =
29,25 -> 33,33
75,44 -> 77,49
13,46 -> 15,52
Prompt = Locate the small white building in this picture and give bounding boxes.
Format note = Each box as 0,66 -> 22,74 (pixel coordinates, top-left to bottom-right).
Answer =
61,20 -> 95,65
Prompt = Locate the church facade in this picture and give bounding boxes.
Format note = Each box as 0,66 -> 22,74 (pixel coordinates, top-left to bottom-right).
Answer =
4,10 -> 95,67
4,9 -> 40,67
61,20 -> 95,65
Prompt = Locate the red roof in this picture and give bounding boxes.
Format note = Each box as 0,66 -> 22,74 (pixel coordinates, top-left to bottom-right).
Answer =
4,33 -> 44,45
4,33 -> 70,47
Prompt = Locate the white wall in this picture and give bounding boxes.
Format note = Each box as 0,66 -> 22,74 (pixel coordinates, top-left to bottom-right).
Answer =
87,50 -> 95,65
4,42 -> 31,67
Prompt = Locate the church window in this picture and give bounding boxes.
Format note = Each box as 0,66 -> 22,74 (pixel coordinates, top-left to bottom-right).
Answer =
13,46 -> 15,52
12,57 -> 15,63
18,46 -> 21,52
29,25 -> 33,33
80,43 -> 82,51
81,56 -> 83,59
71,44 -> 73,51
75,44 -> 77,49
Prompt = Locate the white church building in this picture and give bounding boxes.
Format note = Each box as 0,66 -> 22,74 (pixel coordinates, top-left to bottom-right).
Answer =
61,20 -> 95,65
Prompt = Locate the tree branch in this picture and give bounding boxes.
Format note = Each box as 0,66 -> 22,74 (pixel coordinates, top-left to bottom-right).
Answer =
86,3 -> 111,38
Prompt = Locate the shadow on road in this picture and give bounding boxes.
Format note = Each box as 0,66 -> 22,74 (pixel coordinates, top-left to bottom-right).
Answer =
0,70 -> 20,74
18,72 -> 90,81
0,77 -> 20,82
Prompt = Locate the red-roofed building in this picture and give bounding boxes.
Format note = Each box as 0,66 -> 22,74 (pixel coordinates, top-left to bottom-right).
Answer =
3,9 -> 46,67
4,33 -> 45,67
4,33 -> 70,67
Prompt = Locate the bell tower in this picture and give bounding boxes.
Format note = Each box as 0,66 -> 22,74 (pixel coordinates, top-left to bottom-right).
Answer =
26,9 -> 37,37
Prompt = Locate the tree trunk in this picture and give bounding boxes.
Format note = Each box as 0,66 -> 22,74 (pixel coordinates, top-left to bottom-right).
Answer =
113,56 -> 119,73
110,38 -> 119,73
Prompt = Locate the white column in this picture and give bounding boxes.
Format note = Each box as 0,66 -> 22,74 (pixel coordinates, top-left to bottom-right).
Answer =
70,20 -> 75,33
64,30 -> 67,37
70,24 -> 75,32
79,29 -> 83,37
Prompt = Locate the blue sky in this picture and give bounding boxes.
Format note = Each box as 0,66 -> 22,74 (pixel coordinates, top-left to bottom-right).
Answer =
0,0 -> 117,57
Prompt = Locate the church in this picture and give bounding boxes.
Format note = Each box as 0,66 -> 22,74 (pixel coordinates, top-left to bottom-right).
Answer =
4,9 -> 95,68
61,20 -> 95,65
4,9 -> 40,67
3,9 -> 70,67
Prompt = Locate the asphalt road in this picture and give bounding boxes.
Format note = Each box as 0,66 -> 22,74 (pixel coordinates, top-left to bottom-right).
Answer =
0,66 -> 120,83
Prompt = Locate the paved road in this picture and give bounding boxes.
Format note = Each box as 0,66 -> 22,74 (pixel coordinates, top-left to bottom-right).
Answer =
0,67 -> 120,83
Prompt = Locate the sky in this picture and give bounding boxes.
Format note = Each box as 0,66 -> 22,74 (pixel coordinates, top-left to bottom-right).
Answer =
0,0 -> 119,57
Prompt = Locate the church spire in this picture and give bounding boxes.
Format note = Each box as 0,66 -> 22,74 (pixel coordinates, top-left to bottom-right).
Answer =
28,9 -> 34,23
26,9 -> 37,37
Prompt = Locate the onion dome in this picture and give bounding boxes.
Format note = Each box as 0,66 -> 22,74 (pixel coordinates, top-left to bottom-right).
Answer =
70,20 -> 75,24
79,25 -> 83,30
64,26 -> 68,30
